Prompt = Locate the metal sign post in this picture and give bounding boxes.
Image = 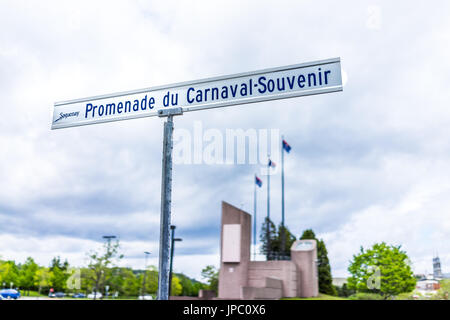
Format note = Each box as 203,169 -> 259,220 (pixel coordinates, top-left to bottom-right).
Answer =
157,107 -> 182,300
281,135 -> 285,254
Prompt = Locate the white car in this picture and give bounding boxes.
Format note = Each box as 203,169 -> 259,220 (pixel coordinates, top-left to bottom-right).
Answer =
138,295 -> 153,300
87,292 -> 103,299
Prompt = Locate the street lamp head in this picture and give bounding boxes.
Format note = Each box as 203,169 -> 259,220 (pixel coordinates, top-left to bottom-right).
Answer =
103,235 -> 116,239
144,251 -> 151,255
174,238 -> 183,242
170,225 -> 176,230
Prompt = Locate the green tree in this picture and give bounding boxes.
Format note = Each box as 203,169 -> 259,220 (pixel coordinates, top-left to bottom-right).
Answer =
34,267 -> 52,295
0,260 -> 19,288
193,281 -> 206,296
300,229 -> 316,240
300,229 -> 337,296
171,275 -> 183,296
49,266 -> 68,292
48,256 -> 70,292
50,256 -> 69,271
272,225 -> 297,256
335,283 -> 355,298
347,242 -> 416,299
18,257 -> 39,295
105,267 -> 124,297
144,267 -> 159,295
86,239 -> 123,299
120,268 -> 140,297
80,267 -> 95,295
178,273 -> 206,297
259,217 -> 277,257
131,265 -> 159,297
259,218 -> 296,258
179,274 -> 195,296
201,265 -> 219,294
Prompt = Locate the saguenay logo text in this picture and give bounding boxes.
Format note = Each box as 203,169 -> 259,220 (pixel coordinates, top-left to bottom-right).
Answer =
54,111 -> 80,123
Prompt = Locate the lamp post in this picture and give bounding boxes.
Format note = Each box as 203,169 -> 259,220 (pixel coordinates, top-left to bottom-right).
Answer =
141,251 -> 151,297
169,225 -> 182,298
96,235 -> 116,299
102,235 -> 117,249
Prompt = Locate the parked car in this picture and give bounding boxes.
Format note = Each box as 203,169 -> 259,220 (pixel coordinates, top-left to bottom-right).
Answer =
48,292 -> 65,298
138,295 -> 153,300
72,293 -> 86,298
0,289 -> 21,300
87,292 -> 103,299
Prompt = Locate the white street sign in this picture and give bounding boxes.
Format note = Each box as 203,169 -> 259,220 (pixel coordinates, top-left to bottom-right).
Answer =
51,58 -> 343,129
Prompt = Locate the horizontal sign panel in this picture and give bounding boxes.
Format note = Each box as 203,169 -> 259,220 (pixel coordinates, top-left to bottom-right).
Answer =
52,58 -> 342,129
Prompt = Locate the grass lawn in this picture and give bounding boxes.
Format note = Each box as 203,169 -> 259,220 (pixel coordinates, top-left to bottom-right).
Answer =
22,290 -> 48,297
281,294 -> 348,300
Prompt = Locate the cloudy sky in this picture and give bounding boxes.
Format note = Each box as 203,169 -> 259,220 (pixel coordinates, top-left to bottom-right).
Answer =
1,0 -> 450,281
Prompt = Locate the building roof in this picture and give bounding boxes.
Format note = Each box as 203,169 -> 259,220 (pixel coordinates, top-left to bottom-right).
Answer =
332,277 -> 348,287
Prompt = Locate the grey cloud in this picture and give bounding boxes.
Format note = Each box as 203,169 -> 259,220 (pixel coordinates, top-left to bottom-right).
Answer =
1,0 -> 450,278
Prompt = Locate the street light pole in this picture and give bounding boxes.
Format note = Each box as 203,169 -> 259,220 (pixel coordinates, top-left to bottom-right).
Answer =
141,251 -> 151,297
169,225 -> 182,298
98,235 -> 116,300
103,235 -> 116,250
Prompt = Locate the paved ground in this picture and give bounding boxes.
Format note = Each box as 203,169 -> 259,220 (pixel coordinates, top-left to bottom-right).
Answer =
3,296 -> 89,300
4,297 -> 54,300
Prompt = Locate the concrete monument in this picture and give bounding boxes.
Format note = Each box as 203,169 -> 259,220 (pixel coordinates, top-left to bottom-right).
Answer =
218,201 -> 319,299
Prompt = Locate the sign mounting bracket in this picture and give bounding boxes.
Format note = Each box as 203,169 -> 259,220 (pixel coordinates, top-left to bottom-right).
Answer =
158,107 -> 183,118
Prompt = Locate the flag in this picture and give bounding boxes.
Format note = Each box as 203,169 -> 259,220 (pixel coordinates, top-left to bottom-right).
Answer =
268,159 -> 276,168
282,139 -> 291,153
255,176 -> 263,187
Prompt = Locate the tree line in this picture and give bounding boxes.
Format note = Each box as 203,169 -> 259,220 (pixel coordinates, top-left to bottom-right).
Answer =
1,227 -> 419,299
0,239 -> 208,298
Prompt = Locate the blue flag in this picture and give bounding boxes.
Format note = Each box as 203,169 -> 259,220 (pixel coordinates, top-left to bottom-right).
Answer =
268,159 -> 276,168
255,176 -> 263,187
282,139 -> 291,153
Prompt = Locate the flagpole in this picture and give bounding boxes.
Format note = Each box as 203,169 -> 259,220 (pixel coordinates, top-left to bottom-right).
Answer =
253,174 -> 257,261
281,136 -> 286,255
267,156 -> 270,260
